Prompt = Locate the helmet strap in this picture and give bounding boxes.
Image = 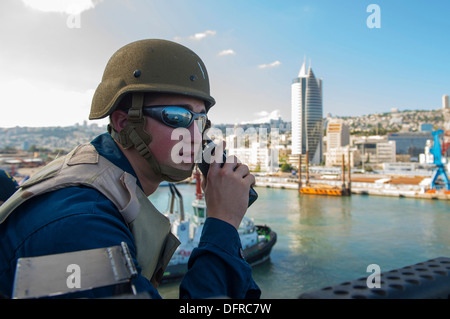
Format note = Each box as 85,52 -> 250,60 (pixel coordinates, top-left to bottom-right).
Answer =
108,93 -> 194,182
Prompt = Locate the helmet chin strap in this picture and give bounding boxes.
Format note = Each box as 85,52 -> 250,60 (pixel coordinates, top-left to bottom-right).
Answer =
108,93 -> 194,183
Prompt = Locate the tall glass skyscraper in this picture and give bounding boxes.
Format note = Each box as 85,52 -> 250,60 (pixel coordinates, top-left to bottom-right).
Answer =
291,60 -> 323,164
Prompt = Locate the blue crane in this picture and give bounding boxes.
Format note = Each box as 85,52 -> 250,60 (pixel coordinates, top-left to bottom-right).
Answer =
429,130 -> 450,191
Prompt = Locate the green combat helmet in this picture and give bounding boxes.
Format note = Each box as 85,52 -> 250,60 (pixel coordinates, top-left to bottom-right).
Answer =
89,39 -> 215,182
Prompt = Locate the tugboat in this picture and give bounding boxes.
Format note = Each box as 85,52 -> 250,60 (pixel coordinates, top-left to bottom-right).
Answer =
162,170 -> 277,282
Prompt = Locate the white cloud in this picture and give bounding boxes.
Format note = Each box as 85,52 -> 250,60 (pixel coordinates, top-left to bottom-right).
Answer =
255,111 -> 270,117
21,0 -> 103,15
257,60 -> 281,69
240,110 -> 282,124
218,49 -> 236,56
189,30 -> 216,40
175,30 -> 217,42
0,78 -> 99,127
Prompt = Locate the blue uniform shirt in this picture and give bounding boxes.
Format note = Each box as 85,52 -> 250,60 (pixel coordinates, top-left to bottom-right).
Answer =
0,133 -> 260,299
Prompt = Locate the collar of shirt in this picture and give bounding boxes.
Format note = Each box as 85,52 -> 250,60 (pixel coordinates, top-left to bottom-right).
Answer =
91,133 -> 144,191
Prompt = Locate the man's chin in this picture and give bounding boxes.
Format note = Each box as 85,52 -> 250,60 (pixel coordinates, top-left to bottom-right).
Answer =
165,176 -> 187,183
166,163 -> 195,181
176,160 -> 196,170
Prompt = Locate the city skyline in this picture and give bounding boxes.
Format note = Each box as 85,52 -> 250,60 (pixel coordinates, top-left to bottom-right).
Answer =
1,1 -> 450,127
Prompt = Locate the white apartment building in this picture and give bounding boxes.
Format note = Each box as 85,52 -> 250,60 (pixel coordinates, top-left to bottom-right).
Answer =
376,141 -> 397,163
325,119 -> 352,167
353,137 -> 396,164
325,146 -> 360,168
226,132 -> 278,172
326,119 -> 349,150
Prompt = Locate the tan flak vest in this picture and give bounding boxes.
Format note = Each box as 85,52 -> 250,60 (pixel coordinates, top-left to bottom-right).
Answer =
0,143 -> 180,287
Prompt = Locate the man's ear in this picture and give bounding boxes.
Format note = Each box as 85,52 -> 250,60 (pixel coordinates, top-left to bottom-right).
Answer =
110,110 -> 128,132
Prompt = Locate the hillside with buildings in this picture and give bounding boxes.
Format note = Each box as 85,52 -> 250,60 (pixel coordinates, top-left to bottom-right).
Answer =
0,108 -> 449,177
0,122 -> 106,153
322,107 -> 450,172
336,108 -> 448,136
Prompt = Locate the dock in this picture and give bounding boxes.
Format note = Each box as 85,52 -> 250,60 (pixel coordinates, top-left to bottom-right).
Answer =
255,174 -> 450,200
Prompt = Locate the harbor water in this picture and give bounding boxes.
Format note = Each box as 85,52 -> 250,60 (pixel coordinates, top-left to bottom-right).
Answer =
150,184 -> 450,299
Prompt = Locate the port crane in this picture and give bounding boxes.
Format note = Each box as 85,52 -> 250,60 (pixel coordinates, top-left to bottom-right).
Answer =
429,129 -> 450,191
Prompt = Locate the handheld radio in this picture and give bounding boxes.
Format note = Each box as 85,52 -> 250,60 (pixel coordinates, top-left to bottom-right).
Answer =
197,139 -> 258,207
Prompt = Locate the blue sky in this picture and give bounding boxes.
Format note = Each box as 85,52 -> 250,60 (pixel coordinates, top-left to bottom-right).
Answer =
1,0 -> 449,127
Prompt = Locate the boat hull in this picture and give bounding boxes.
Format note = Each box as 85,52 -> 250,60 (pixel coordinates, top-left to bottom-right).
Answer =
244,226 -> 277,266
162,226 -> 277,283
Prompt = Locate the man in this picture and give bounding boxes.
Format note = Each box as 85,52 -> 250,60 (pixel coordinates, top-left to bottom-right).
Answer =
0,39 -> 260,299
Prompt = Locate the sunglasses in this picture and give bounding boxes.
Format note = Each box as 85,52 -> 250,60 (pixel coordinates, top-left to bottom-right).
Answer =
141,105 -> 208,131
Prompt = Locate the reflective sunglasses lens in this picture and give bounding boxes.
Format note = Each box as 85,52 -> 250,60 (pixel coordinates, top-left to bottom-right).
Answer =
162,107 -> 192,127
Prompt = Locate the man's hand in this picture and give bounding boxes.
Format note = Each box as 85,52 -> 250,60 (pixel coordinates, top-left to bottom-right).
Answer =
201,143 -> 255,230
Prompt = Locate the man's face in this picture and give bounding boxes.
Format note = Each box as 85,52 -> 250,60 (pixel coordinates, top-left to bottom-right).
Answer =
143,94 -> 206,172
